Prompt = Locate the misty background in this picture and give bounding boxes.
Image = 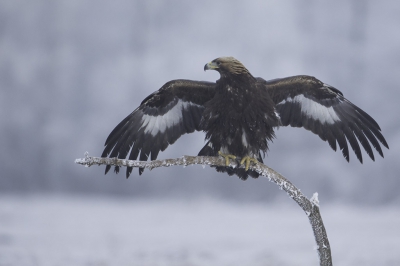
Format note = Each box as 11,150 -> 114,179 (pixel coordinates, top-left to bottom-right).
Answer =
2,0 -> 399,204
1,1 -> 400,265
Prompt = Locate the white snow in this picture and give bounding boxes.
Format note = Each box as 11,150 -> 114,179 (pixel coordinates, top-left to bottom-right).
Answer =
0,196 -> 399,266
310,192 -> 320,207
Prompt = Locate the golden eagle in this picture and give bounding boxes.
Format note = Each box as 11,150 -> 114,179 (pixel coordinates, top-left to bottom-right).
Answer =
101,57 -> 388,180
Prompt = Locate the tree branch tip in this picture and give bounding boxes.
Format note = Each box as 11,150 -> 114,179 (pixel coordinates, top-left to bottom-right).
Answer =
75,152 -> 96,167
74,157 -> 90,167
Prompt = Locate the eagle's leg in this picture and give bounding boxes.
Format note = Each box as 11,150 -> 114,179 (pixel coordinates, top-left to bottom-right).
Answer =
240,156 -> 259,171
218,151 -> 237,166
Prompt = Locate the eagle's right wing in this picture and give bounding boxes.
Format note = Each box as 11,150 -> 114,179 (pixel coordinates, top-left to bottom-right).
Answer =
101,79 -> 215,177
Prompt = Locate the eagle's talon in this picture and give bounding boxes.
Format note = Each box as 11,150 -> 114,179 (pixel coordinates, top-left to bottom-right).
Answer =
240,156 -> 258,171
218,151 -> 237,166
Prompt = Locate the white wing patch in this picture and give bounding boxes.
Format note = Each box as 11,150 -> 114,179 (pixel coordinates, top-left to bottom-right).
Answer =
273,109 -> 280,120
278,95 -> 340,124
140,101 -> 199,136
242,129 -> 249,147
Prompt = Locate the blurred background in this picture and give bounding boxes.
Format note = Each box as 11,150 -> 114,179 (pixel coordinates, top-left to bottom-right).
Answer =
1,0 -> 399,203
1,1 -> 399,265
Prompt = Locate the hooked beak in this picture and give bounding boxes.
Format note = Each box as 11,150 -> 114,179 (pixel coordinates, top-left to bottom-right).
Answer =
204,61 -> 219,71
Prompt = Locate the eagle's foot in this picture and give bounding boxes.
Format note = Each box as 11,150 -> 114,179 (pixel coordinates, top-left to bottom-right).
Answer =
240,156 -> 258,171
218,151 -> 237,166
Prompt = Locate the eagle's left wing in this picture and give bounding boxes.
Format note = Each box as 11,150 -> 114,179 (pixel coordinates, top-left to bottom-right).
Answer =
101,79 -> 215,177
259,75 -> 389,163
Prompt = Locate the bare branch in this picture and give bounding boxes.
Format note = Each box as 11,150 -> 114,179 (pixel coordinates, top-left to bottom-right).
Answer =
75,152 -> 332,266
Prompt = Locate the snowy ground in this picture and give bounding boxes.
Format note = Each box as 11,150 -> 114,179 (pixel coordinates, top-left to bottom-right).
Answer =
0,196 -> 399,266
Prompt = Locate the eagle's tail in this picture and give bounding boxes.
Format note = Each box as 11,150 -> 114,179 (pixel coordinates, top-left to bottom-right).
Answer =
198,142 -> 262,180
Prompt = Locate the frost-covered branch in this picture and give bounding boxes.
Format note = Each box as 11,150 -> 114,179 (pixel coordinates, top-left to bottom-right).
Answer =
75,152 -> 332,266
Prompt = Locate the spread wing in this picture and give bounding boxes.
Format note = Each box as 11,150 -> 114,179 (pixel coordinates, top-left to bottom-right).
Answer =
259,75 -> 389,163
101,79 -> 216,177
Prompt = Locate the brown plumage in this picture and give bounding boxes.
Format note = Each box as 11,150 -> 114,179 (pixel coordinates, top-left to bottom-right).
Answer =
101,56 -> 388,180
199,57 -> 280,178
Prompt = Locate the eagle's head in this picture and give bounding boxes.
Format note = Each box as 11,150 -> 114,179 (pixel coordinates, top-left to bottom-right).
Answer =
204,57 -> 252,78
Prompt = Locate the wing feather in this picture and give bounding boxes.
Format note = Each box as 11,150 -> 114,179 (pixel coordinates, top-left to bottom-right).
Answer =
261,75 -> 388,162
101,79 -> 215,177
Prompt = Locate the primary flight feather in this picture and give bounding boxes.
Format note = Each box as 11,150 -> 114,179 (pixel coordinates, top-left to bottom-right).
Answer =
101,56 -> 388,180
